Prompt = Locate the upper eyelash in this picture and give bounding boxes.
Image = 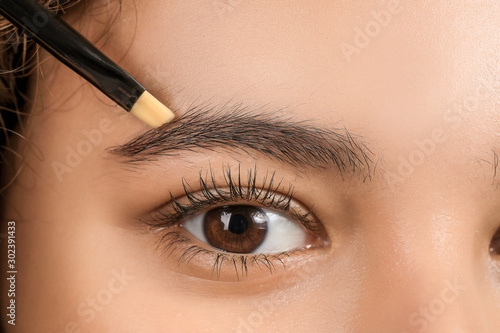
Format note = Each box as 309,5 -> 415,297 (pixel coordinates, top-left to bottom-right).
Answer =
148,164 -> 319,233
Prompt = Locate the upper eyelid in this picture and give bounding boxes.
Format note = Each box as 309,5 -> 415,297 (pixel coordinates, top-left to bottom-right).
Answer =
148,165 -> 301,223
157,189 -> 305,224
143,164 -> 325,236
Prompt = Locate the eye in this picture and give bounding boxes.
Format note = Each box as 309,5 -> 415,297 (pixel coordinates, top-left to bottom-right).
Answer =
490,227 -> 500,256
182,204 -> 309,254
143,165 -> 330,281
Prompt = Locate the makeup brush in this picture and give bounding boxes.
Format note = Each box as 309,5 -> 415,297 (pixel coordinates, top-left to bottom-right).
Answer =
0,0 -> 175,128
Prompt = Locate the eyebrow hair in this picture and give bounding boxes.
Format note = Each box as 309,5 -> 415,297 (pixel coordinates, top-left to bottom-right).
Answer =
109,104 -> 376,178
478,148 -> 500,190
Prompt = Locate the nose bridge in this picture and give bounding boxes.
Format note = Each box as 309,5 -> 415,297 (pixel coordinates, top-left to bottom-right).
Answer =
401,277 -> 470,332
357,196 -> 485,331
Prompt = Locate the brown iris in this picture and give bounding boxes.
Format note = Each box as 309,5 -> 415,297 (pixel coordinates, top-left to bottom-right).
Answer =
203,205 -> 268,253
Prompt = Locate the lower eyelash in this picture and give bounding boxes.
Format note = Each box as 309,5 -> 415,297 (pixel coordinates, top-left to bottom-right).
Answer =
157,230 -> 297,281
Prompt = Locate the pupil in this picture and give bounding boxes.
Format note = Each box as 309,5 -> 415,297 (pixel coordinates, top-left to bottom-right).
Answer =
228,214 -> 249,234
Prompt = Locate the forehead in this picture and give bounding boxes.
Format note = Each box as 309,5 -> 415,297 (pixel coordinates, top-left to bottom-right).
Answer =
58,1 -> 498,173
102,1 -> 496,118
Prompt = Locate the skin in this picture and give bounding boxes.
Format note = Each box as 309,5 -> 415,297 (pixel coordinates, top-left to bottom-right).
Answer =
1,0 -> 499,332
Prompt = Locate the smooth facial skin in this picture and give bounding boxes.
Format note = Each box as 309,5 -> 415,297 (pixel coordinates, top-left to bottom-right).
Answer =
2,0 -> 500,332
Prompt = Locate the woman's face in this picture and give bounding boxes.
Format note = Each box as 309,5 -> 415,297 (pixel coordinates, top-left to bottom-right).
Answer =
2,0 -> 499,331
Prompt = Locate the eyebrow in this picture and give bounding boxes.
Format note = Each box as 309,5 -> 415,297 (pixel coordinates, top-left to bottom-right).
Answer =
478,148 -> 500,190
109,104 -> 376,178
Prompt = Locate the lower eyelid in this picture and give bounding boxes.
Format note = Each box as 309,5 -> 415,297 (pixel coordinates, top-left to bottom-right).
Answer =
154,228 -> 305,282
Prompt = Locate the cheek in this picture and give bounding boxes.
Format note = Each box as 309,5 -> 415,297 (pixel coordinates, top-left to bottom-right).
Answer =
3,202 -> 130,329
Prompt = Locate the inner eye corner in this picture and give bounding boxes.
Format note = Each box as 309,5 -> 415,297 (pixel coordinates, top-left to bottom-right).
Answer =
489,226 -> 500,256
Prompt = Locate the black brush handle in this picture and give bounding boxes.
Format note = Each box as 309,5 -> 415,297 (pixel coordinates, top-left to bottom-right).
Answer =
0,0 -> 144,111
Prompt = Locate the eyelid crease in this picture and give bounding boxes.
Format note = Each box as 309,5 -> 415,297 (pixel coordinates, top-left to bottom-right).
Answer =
108,104 -> 376,179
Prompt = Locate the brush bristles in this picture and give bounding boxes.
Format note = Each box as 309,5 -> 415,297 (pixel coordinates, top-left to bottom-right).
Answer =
130,91 -> 175,128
